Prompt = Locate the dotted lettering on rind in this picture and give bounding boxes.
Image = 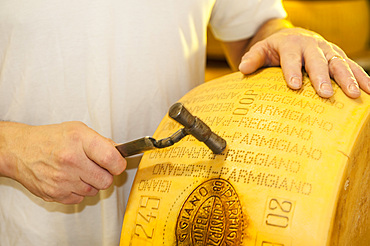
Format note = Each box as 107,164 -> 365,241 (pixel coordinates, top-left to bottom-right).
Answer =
175,178 -> 244,245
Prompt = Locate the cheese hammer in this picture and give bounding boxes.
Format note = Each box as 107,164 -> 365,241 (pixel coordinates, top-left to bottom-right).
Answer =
115,102 -> 227,157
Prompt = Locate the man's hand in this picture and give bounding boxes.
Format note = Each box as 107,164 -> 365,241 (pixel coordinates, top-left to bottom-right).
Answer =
0,121 -> 127,204
239,27 -> 370,98
222,19 -> 370,98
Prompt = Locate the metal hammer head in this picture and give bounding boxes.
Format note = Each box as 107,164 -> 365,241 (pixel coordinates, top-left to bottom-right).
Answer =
168,102 -> 227,154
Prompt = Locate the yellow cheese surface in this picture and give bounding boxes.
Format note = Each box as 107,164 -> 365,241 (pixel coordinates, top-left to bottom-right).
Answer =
120,68 -> 370,245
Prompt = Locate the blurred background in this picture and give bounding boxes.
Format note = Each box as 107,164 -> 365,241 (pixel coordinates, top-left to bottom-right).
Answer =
205,0 -> 370,81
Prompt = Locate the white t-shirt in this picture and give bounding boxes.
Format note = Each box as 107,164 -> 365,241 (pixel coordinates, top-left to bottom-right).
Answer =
0,0 -> 286,245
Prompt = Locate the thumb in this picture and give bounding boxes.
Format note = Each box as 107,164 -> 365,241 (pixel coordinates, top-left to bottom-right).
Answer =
239,40 -> 282,75
238,47 -> 267,75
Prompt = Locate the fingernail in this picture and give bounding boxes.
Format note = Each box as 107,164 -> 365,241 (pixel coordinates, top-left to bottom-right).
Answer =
289,76 -> 301,89
319,82 -> 334,97
348,82 -> 360,94
240,58 -> 248,64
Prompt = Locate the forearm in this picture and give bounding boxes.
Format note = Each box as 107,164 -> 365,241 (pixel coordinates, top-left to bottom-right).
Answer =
0,121 -> 29,179
222,18 -> 294,71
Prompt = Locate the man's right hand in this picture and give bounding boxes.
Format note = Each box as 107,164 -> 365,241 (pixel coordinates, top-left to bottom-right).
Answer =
0,121 -> 127,204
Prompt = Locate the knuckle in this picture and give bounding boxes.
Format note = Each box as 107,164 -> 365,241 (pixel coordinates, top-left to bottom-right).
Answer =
252,40 -> 265,49
285,33 -> 302,43
43,185 -> 65,201
68,129 -> 83,143
250,41 -> 267,55
81,184 -> 98,196
102,149 -> 125,175
94,143 -> 126,175
317,38 -> 328,48
56,149 -> 78,166
101,148 -> 116,165
329,60 -> 345,74
90,188 -> 99,196
101,174 -> 114,190
82,184 -> 93,194
62,196 -> 84,205
62,121 -> 86,143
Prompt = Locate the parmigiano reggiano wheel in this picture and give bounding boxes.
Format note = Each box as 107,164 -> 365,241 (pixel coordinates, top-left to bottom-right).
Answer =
120,67 -> 370,246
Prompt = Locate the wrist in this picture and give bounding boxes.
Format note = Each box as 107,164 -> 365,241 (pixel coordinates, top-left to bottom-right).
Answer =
0,121 -> 29,179
246,18 -> 294,51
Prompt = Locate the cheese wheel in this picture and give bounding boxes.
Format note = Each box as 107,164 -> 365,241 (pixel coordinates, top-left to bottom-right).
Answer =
120,68 -> 370,245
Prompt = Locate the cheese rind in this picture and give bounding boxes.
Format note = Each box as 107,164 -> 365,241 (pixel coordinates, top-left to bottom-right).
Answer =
120,68 -> 370,245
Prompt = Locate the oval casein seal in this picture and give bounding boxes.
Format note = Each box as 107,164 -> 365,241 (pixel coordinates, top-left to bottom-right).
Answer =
176,178 -> 244,245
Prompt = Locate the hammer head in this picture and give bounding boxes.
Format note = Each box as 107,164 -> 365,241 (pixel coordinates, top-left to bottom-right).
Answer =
169,102 -> 227,154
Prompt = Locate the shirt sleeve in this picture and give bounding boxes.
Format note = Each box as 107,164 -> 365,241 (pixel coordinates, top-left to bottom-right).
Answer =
209,0 -> 287,42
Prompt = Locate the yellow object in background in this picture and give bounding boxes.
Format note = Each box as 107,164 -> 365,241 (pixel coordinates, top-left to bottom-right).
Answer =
120,68 -> 370,245
283,0 -> 370,58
